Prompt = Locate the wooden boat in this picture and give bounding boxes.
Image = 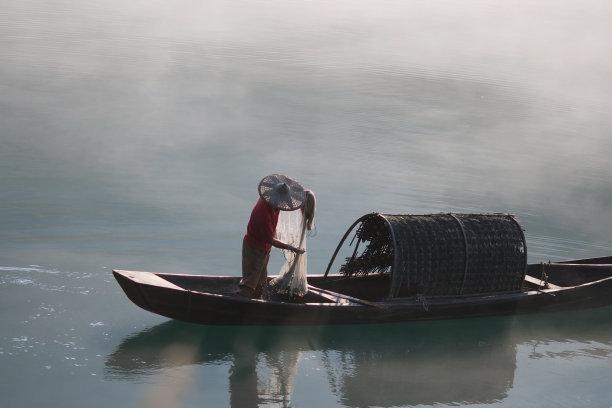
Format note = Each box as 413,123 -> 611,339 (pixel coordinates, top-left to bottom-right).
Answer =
113,255 -> 612,325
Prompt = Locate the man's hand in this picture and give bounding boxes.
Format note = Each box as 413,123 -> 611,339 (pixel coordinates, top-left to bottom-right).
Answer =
271,239 -> 306,254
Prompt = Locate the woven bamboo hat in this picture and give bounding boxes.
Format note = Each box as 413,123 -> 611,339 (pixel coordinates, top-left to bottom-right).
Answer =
258,174 -> 305,211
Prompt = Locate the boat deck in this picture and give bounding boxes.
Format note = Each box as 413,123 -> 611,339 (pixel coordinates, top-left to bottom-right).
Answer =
153,260 -> 612,304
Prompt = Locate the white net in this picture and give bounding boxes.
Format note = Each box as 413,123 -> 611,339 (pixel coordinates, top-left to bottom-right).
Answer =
269,209 -> 308,297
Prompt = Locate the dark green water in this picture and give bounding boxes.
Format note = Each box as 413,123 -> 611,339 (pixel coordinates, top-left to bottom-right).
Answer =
2,0 -> 612,406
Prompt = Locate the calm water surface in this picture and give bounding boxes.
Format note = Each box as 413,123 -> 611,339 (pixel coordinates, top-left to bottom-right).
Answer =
1,0 -> 612,406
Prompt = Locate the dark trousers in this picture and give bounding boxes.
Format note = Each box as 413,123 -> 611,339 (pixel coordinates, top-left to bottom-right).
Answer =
239,240 -> 270,298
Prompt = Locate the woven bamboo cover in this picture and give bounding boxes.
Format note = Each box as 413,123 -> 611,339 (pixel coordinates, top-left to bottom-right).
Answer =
338,213 -> 527,297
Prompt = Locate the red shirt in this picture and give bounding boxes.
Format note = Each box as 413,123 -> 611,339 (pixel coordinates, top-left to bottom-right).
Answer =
244,198 -> 280,252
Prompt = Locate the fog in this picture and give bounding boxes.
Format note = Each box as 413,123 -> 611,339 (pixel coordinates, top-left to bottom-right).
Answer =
2,0 -> 612,273
2,2 -> 612,407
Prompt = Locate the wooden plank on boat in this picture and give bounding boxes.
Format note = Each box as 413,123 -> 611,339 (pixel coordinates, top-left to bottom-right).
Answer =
550,263 -> 612,268
307,285 -> 386,309
558,256 -> 612,265
306,287 -> 353,306
114,270 -> 184,291
524,274 -> 562,290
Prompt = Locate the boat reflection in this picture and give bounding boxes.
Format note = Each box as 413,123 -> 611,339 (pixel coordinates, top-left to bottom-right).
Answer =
106,308 -> 612,407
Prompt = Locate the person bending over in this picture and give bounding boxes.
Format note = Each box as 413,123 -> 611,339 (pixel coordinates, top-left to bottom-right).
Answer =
238,174 -> 306,299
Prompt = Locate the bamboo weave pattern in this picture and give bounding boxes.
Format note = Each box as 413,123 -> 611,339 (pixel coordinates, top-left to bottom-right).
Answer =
339,213 -> 527,297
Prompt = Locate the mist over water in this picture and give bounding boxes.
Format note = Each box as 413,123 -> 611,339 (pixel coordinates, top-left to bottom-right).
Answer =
1,0 -> 612,407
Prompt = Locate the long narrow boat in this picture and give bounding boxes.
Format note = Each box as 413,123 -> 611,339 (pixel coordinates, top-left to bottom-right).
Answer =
113,255 -> 612,325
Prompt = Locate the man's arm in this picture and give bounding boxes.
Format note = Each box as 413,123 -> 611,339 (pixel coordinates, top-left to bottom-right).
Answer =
270,239 -> 305,254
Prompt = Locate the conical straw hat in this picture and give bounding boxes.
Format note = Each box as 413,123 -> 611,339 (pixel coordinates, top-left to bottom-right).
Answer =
258,174 -> 305,211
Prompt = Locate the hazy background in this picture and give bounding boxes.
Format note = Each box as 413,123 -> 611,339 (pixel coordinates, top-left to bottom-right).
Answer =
1,0 -> 611,406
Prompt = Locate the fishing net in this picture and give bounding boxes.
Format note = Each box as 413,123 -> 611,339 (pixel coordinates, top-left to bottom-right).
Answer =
269,209 -> 309,297
269,191 -> 315,297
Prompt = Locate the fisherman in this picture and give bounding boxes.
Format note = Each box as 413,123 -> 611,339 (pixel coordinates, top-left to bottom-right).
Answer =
238,174 -> 306,299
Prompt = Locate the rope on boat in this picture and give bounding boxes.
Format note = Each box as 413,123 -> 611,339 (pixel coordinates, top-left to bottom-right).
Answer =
416,294 -> 429,312
533,262 -> 557,296
540,262 -> 549,288
186,290 -> 193,317
449,214 -> 470,295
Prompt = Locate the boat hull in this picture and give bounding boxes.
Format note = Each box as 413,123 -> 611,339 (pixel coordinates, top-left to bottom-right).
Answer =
113,265 -> 612,325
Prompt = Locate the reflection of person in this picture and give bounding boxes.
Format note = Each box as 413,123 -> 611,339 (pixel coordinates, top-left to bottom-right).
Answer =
238,174 -> 306,299
229,349 -> 259,408
229,347 -> 301,408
